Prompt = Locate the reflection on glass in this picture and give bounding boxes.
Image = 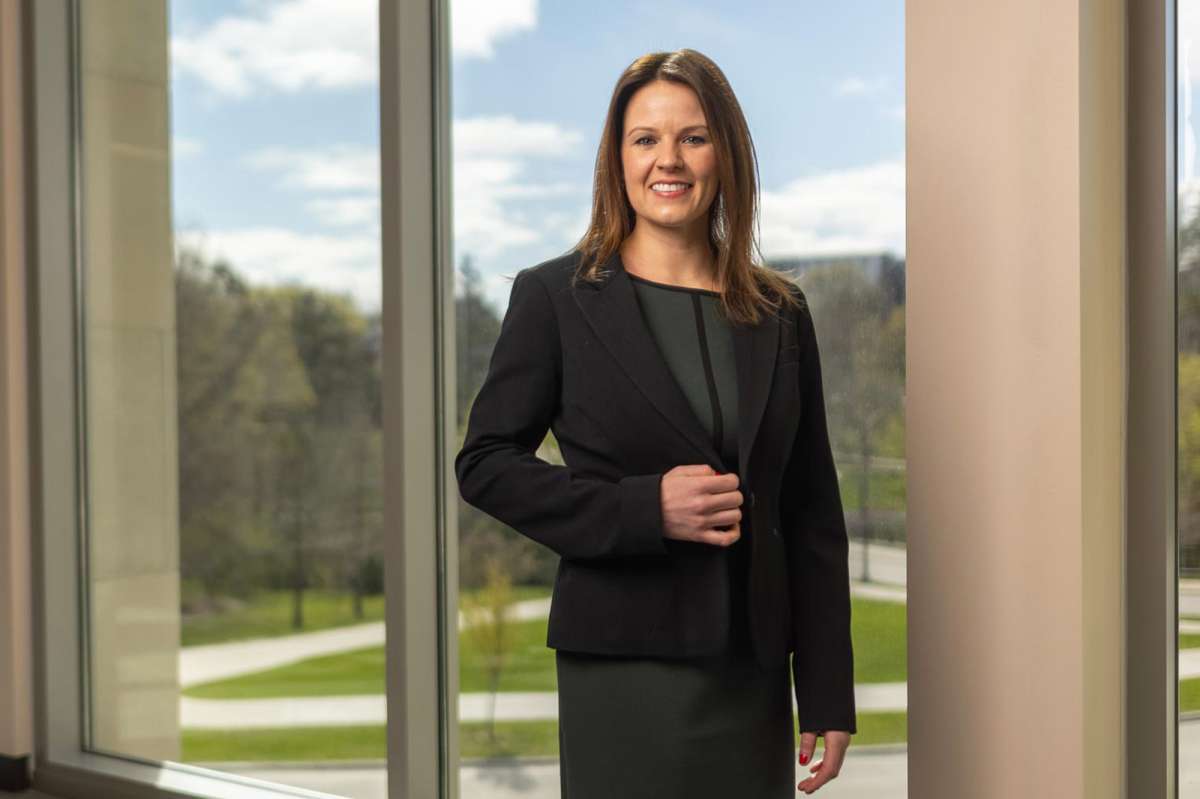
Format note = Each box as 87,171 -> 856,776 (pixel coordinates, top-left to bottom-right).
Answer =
79,2 -> 385,795
450,4 -> 906,794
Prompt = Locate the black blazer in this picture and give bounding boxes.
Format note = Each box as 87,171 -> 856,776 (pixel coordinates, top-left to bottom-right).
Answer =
454,248 -> 857,734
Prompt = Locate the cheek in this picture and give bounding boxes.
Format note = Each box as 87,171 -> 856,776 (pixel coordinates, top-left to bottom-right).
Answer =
622,150 -> 650,178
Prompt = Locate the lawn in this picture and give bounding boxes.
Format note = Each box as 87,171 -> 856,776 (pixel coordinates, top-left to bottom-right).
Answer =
837,467 -> 906,512
181,585 -> 551,648
181,711 -> 910,763
182,590 -> 386,648
183,595 -> 908,699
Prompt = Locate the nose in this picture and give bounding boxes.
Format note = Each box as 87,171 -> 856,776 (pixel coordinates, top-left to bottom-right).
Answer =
657,141 -> 684,167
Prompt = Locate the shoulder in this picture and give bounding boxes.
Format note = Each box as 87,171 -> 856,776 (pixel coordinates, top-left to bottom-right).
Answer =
503,251 -> 582,337
780,281 -> 817,349
518,249 -> 583,294
778,279 -> 811,323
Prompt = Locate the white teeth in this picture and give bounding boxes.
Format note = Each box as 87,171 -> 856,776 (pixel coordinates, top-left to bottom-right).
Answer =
651,183 -> 690,191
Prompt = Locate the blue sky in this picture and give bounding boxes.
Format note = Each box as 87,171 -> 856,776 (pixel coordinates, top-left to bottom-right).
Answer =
167,0 -> 905,314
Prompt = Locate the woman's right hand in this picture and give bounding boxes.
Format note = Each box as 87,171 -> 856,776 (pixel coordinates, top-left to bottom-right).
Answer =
660,464 -> 743,546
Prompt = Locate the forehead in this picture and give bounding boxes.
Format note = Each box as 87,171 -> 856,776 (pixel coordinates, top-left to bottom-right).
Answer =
623,81 -> 707,129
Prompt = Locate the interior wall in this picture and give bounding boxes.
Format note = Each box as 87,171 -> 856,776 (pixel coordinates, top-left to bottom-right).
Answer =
906,0 -> 1126,795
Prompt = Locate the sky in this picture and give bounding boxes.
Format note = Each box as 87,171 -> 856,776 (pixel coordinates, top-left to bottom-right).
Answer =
167,0 -> 906,315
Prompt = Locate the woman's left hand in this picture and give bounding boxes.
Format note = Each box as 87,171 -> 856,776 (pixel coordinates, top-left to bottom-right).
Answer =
796,729 -> 850,794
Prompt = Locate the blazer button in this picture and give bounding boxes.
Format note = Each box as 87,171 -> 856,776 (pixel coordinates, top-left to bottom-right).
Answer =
771,526 -> 781,538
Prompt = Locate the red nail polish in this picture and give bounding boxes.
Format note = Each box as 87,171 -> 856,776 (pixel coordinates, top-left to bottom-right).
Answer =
799,752 -> 809,764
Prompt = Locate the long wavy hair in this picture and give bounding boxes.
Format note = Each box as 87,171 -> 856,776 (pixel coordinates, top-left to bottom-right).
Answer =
568,48 -> 803,325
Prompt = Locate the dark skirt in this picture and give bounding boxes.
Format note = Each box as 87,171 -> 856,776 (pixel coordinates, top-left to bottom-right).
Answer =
554,539 -> 795,799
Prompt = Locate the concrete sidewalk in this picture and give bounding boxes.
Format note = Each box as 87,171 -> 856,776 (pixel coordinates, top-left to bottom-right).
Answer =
181,649 -> 1200,730
181,596 -> 555,687
216,746 -> 910,799
179,681 -> 909,729
205,716 -> 1200,799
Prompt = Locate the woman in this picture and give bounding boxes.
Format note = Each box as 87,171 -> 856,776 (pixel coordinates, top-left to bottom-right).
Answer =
455,48 -> 855,797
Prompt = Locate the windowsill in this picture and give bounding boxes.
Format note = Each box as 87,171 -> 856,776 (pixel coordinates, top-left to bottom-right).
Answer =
33,751 -> 345,799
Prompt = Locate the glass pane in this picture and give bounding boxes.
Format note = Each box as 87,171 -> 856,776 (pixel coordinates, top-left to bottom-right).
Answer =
78,2 -> 386,794
451,4 -> 906,795
1184,0 -> 1200,788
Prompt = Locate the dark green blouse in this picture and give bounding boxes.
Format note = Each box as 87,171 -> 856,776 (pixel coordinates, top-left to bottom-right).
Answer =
627,272 -> 740,472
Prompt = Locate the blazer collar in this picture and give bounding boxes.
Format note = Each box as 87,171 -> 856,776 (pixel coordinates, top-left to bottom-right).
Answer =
573,249 -> 780,479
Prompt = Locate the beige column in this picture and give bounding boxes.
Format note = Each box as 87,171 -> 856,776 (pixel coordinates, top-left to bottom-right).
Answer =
78,1 -> 181,760
0,0 -> 33,782
906,0 -> 1125,797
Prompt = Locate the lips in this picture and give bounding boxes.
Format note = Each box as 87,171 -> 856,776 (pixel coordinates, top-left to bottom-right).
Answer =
650,182 -> 692,198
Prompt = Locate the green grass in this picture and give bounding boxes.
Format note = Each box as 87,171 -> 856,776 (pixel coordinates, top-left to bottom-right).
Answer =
181,586 -> 551,648
181,712 -> 910,763
182,590 -> 386,648
1182,678 -> 1200,713
838,468 -> 906,512
849,595 -> 907,683
185,645 -> 387,699
1183,634 -> 1200,649
184,596 -> 906,698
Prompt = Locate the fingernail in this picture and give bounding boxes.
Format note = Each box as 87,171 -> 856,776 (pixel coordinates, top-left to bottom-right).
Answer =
799,752 -> 809,764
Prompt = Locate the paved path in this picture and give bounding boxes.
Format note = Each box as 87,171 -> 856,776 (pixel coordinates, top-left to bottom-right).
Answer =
183,648 -> 1200,728
180,681 -> 910,729
210,744 -> 911,799
210,716 -> 1200,799
180,596 -> 555,688
169,716 -> 1200,798
180,541 -> 909,689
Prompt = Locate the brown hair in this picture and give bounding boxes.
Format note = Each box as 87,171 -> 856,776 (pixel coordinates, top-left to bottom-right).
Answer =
568,48 -> 803,325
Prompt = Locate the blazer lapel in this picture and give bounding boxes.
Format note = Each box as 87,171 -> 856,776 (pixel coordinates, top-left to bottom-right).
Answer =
573,249 -> 780,480
733,299 -> 779,480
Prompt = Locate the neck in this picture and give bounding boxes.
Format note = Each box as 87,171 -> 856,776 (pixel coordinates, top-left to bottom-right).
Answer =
620,223 -> 716,289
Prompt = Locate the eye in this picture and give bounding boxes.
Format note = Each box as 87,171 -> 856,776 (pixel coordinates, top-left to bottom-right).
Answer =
632,135 -> 708,146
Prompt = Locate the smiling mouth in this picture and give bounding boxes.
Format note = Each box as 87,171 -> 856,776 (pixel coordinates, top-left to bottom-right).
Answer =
650,182 -> 692,198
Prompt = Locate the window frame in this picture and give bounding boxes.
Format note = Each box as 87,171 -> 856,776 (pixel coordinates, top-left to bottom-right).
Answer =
24,1 -> 454,798
1127,0 -> 1180,796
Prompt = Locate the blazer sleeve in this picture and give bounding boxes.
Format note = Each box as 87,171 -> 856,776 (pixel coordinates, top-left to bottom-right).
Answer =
454,267 -> 670,562
781,291 -> 858,736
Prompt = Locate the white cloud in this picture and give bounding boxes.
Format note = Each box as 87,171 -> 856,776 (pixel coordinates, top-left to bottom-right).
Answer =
245,116 -> 585,255
247,145 -> 379,191
173,136 -> 204,157
449,117 -> 584,258
170,0 -> 377,99
759,157 -> 906,259
454,115 -> 583,158
171,0 -> 537,99
834,75 -> 890,97
453,0 -> 538,58
177,227 -> 380,312
306,196 -> 380,227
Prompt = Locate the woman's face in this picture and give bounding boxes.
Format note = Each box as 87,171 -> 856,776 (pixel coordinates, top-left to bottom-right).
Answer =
620,80 -> 719,238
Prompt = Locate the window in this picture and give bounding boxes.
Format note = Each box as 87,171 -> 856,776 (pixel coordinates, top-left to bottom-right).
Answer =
449,3 -> 906,793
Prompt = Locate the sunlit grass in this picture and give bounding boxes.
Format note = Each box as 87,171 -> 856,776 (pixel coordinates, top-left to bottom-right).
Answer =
185,596 -> 907,698
181,585 -> 550,647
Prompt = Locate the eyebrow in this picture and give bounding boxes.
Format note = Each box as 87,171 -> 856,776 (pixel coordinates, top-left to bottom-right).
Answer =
626,125 -> 710,137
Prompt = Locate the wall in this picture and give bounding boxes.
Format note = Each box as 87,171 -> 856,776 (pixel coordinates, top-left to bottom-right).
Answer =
906,0 -> 1126,795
